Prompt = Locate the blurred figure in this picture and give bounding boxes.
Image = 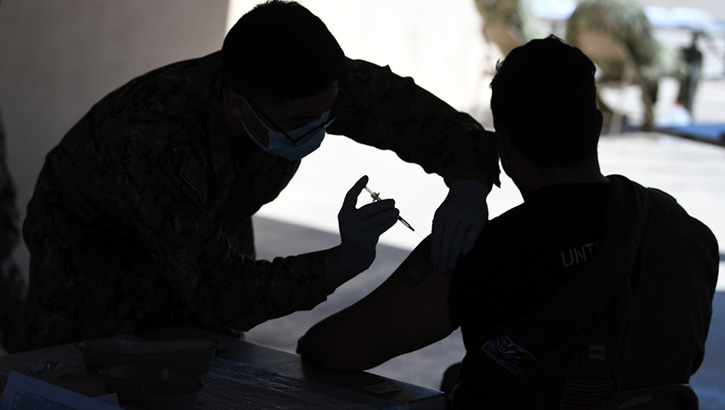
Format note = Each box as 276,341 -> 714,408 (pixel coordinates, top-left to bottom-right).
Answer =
566,0 -> 702,129
0,108 -> 26,352
474,0 -> 546,55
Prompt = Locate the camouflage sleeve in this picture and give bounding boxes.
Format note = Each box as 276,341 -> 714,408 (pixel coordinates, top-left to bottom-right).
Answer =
329,58 -> 500,187
110,123 -> 328,331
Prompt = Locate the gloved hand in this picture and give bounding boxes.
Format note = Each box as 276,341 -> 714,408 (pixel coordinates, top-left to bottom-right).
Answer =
431,180 -> 490,272
338,175 -> 400,273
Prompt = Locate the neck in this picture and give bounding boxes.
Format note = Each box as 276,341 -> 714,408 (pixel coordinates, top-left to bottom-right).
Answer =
512,158 -> 608,200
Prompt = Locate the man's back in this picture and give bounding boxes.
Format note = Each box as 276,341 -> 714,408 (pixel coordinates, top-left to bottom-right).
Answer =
448,175 -> 718,408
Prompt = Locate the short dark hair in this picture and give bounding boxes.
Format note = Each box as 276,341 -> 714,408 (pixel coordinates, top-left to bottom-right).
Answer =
222,0 -> 347,104
490,35 -> 599,168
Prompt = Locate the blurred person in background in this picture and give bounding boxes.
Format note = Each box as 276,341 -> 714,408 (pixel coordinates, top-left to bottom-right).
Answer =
11,0 -> 500,351
566,0 -> 702,129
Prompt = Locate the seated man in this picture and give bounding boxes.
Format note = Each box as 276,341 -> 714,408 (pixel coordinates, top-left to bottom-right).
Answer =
297,36 -> 719,409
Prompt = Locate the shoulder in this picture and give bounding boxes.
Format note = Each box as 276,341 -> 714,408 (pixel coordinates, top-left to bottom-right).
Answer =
93,52 -> 221,125
91,54 -> 222,154
609,174 -> 690,217
643,186 -> 690,217
645,187 -> 717,250
609,175 -> 718,249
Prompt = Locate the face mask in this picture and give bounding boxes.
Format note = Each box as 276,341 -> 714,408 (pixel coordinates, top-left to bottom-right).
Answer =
240,102 -> 334,161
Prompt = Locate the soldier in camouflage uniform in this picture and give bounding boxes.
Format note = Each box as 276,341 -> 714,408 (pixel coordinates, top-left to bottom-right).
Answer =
11,1 -> 500,351
474,0 -> 547,55
566,0 -> 702,127
0,108 -> 27,351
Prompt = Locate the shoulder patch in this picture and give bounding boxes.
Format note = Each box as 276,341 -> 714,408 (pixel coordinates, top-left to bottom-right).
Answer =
482,335 -> 539,375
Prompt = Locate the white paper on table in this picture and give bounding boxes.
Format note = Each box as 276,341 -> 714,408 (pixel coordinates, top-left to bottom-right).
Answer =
0,371 -> 120,410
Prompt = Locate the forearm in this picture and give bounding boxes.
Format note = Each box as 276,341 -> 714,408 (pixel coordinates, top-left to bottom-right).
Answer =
187,248 -> 328,330
186,246 -> 362,330
323,246 -> 359,293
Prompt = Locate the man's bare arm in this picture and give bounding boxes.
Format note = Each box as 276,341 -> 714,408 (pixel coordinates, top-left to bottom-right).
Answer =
297,237 -> 455,370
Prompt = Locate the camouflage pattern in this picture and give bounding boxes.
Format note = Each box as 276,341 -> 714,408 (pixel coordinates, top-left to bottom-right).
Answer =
474,0 -> 546,51
0,109 -> 26,350
565,0 -> 687,103
14,52 -> 500,351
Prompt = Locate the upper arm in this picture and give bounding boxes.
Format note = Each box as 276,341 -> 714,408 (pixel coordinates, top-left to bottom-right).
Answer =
330,59 -> 500,186
297,237 -> 455,370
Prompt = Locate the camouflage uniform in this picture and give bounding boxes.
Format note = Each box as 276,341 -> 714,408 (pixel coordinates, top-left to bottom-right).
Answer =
14,52 -> 500,351
474,0 -> 546,54
565,0 -> 698,112
0,108 -> 26,351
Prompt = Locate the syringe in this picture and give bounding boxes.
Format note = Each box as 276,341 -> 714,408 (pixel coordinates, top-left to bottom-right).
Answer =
364,186 -> 415,232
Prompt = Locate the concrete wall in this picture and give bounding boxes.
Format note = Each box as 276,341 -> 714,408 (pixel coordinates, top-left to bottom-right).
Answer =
0,0 -> 229,275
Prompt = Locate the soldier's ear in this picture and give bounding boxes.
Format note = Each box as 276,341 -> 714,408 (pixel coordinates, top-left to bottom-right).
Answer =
223,89 -> 248,120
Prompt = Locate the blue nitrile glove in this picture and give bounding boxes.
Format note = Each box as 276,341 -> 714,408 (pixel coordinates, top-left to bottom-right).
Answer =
431,180 -> 490,272
338,175 -> 400,273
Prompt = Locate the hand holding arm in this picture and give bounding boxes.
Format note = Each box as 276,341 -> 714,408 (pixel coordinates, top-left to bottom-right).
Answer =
431,179 -> 491,272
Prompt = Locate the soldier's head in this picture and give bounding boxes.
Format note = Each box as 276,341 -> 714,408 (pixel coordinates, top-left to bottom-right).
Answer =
222,0 -> 346,104
221,0 -> 346,159
490,35 -> 601,171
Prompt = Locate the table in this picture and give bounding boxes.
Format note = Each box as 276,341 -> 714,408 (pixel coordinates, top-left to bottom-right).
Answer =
0,326 -> 446,409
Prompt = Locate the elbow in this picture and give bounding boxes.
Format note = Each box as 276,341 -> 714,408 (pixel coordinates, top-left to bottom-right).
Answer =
297,332 -> 379,371
296,334 -> 352,371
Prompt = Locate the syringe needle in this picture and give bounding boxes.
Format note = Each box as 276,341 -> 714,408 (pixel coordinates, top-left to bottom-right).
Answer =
397,215 -> 415,232
364,185 -> 415,232
364,186 -> 380,201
